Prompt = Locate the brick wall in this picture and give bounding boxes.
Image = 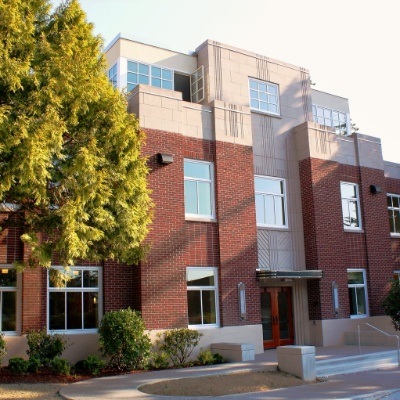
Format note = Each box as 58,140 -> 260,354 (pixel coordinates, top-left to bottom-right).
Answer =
386,177 -> 400,270
300,157 -> 395,320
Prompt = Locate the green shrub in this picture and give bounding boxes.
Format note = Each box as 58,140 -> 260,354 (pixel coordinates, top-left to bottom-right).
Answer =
98,308 -> 151,371
50,357 -> 70,375
27,357 -> 41,373
74,355 -> 105,375
197,348 -> 215,365
26,329 -> 67,367
8,357 -> 29,373
0,333 -> 6,366
383,279 -> 400,331
148,351 -> 170,370
212,352 -> 224,364
156,328 -> 203,367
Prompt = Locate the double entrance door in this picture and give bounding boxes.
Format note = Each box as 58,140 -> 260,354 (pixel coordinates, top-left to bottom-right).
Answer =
260,287 -> 294,349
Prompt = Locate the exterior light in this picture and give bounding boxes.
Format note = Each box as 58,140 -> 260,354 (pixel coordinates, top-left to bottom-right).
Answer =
157,153 -> 174,165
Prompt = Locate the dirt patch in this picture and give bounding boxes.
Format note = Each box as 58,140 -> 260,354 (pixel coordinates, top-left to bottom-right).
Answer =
140,369 -> 310,397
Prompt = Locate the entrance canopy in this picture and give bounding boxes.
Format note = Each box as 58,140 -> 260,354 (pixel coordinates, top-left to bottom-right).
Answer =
256,269 -> 323,280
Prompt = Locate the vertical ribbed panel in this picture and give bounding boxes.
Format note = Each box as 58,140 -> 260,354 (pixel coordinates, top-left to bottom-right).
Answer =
223,104 -> 244,139
300,68 -> 311,122
213,42 -> 223,101
293,280 -> 310,345
256,57 -> 270,82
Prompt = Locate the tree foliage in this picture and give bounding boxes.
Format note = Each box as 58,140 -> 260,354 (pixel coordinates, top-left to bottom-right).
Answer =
382,279 -> 400,331
0,0 -> 151,269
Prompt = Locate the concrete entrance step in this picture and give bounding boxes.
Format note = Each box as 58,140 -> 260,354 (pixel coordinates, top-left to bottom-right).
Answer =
316,350 -> 399,377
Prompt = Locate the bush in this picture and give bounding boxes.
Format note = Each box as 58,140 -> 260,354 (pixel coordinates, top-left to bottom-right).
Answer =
383,279 -> 400,331
0,333 -> 6,366
49,357 -> 70,375
27,357 -> 41,373
8,357 -> 29,373
148,351 -> 170,370
98,308 -> 151,371
74,355 -> 105,376
26,329 -> 67,367
157,328 -> 203,367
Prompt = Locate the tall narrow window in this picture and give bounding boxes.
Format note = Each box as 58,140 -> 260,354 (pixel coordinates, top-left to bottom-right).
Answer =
187,267 -> 218,327
184,160 -> 215,219
388,194 -> 400,235
0,266 -> 17,333
347,269 -> 368,317
341,182 -> 361,230
48,267 -> 101,332
255,176 -> 287,228
190,66 -> 204,103
249,79 -> 280,115
108,63 -> 118,88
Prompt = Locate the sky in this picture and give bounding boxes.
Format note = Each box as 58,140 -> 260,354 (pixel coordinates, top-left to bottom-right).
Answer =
52,0 -> 400,163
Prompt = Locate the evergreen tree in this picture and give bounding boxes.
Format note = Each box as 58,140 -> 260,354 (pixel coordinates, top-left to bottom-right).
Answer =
0,0 -> 151,269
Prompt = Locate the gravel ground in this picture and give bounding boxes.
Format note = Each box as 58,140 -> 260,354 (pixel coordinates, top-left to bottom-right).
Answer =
0,383 -> 67,399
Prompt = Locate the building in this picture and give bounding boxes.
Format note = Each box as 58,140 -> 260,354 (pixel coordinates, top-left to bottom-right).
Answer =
2,34 -> 400,362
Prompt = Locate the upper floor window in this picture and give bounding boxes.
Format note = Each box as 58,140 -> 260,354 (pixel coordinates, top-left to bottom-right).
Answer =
388,194 -> 400,235
348,269 -> 368,317
184,160 -> 215,220
249,79 -> 280,115
108,63 -> 118,88
313,105 -> 347,135
187,267 -> 219,327
48,267 -> 101,333
341,182 -> 361,230
127,60 -> 173,92
0,266 -> 17,333
255,176 -> 287,228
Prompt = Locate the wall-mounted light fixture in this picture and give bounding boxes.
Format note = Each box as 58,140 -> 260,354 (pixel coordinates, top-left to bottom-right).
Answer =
238,282 -> 246,320
157,153 -> 174,165
370,185 -> 382,194
332,281 -> 339,314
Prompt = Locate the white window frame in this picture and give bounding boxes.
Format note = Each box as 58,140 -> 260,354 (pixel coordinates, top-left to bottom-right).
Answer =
184,159 -> 215,221
249,78 -> 280,116
186,267 -> 219,328
347,268 -> 369,318
127,59 -> 173,93
387,193 -> 400,236
394,271 -> 400,281
108,63 -> 118,89
190,66 -> 204,103
341,182 -> 362,231
47,266 -> 102,334
255,176 -> 288,228
0,265 -> 19,335
312,104 -> 348,135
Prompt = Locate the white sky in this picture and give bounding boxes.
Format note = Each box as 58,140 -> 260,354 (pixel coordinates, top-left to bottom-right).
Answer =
52,0 -> 400,163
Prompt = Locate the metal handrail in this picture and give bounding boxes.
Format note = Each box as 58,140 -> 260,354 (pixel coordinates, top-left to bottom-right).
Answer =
357,323 -> 400,366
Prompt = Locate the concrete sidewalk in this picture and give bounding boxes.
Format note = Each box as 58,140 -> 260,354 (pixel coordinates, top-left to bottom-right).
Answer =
60,346 -> 400,400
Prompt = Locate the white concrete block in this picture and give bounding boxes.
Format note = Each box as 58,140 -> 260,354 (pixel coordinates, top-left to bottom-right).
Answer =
277,345 -> 316,382
211,342 -> 255,362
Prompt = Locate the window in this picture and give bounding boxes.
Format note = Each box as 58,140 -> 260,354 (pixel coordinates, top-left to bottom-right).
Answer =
388,194 -> 400,235
255,176 -> 287,227
184,160 -> 215,219
341,182 -> 361,230
348,269 -> 368,317
249,78 -> 280,115
394,271 -> 400,281
187,267 -> 218,327
0,266 -> 17,333
48,267 -> 101,332
108,63 -> 117,88
312,105 -> 348,135
127,60 -> 173,92
190,66 -> 204,103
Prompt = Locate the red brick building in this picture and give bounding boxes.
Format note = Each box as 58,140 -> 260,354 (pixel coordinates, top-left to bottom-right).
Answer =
1,36 -> 399,362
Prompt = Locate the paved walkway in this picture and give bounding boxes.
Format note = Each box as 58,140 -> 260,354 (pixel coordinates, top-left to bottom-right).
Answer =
60,346 -> 400,400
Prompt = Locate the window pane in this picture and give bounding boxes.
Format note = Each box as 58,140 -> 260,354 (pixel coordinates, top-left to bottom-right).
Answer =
84,292 -> 98,329
67,292 -> 82,330
268,104 -> 278,113
127,72 -> 137,84
259,92 -> 267,102
162,69 -> 172,80
395,210 -> 400,233
348,287 -> 357,315
67,270 -> 82,287
162,80 -> 173,90
249,80 -> 258,90
268,84 -> 277,95
2,291 -> 16,331
341,183 -> 356,198
138,63 -> 149,74
393,196 -> 399,208
356,287 -> 366,315
151,77 -> 162,87
184,161 -> 210,180
83,270 -> 98,288
264,195 -> 275,225
187,291 -> 202,325
49,292 -> 65,330
0,269 -> 17,287
250,99 -> 259,109
128,61 -> 137,72
184,180 -> 198,214
138,74 -> 149,84
275,196 -> 285,226
202,290 -> 216,324
198,182 -> 212,215
389,209 -> 395,233
348,271 -> 364,284
255,177 -> 282,194
260,102 -> 268,111
348,200 -> 359,227
255,194 -> 265,224
187,269 -> 215,286
151,66 -> 161,78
